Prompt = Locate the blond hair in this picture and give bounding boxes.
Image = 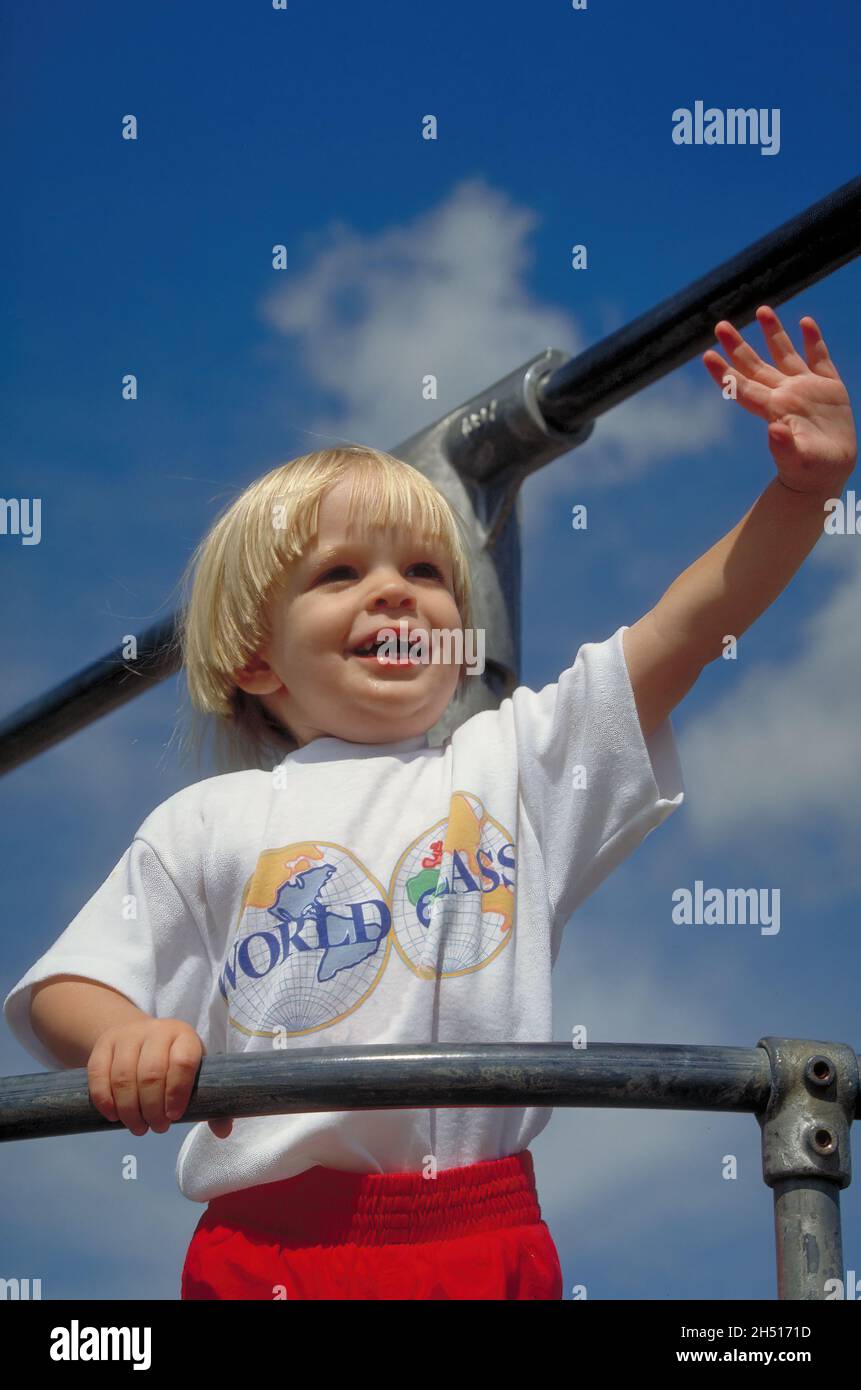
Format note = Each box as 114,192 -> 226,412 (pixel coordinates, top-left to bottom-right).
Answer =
167,446 -> 475,774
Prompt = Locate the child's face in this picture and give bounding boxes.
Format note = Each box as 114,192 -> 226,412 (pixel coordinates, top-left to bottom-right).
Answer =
234,475 -> 465,748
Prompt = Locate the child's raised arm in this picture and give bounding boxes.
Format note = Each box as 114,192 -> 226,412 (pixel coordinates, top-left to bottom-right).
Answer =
623,306 -> 857,740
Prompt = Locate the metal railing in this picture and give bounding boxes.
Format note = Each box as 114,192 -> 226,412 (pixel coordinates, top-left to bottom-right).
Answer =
1,1040 -> 858,1300
2,173 -> 860,1300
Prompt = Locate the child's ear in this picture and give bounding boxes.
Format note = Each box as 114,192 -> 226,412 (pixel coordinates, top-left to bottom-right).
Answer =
233,653 -> 284,696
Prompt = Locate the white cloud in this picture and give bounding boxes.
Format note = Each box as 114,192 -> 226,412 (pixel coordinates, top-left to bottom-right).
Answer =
258,175 -> 725,538
259,178 -> 576,448
677,536 -> 861,894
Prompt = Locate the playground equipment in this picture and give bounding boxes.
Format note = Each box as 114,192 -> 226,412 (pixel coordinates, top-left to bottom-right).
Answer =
2,174 -> 860,1299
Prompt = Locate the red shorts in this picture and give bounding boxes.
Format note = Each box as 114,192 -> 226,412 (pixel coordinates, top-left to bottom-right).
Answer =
181,1149 -> 563,1300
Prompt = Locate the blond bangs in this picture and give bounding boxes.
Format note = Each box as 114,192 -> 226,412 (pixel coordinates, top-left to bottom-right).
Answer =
167,446 -> 475,774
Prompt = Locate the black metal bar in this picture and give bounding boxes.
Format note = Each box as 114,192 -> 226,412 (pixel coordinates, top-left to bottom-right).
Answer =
536,173 -> 861,433
0,616 -> 180,778
2,177 -> 859,777
0,1041 -> 825,1143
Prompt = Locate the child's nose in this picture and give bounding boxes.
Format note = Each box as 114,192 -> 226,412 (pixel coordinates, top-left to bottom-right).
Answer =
371,576 -> 417,606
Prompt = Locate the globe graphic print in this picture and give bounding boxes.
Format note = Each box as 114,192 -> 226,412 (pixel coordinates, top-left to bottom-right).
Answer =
390,792 -> 515,979
220,842 -> 391,1038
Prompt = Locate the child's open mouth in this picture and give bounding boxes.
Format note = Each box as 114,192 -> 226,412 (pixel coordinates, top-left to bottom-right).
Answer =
351,648 -> 417,665
349,632 -> 422,665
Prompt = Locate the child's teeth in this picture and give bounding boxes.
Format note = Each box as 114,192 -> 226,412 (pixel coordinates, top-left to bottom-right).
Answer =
355,637 -> 412,655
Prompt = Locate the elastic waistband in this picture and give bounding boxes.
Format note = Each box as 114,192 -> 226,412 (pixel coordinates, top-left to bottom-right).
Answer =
200,1151 -> 542,1247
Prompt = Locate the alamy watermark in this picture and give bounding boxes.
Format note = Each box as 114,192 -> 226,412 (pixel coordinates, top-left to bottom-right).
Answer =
1,497 -> 41,545
1,1276 -> 42,1299
50,1321 -> 151,1369
824,489 -> 861,534
672,101 -> 780,157
672,880 -> 780,935
367,619 -> 485,676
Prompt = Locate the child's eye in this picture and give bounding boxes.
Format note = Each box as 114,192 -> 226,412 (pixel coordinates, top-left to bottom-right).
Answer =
316,562 -> 444,584
317,566 -> 354,583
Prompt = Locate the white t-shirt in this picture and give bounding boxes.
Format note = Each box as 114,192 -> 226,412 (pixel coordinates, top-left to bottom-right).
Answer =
4,625 -> 685,1203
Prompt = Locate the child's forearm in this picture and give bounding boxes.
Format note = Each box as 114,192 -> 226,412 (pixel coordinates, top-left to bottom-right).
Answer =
649,476 -> 836,666
623,308 -> 854,738
30,976 -> 152,1068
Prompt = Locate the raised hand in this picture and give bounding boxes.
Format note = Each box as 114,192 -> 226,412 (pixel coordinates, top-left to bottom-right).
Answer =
702,305 -> 857,497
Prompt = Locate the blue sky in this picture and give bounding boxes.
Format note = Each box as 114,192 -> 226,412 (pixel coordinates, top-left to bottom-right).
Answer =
2,0 -> 860,1301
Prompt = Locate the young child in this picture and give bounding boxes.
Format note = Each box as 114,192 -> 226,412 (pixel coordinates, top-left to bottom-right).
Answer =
3,307 -> 855,1301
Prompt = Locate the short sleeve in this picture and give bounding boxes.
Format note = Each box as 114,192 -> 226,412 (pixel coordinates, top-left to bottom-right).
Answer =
510,625 -> 685,933
3,835 -> 216,1070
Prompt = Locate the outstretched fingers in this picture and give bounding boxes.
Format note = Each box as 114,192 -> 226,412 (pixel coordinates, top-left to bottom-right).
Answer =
798,315 -> 841,379
702,349 -> 772,418
752,305 -> 809,375
713,316 -> 783,385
